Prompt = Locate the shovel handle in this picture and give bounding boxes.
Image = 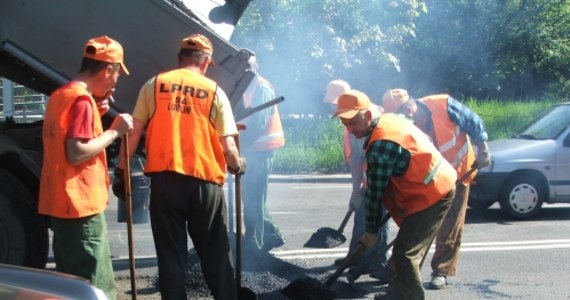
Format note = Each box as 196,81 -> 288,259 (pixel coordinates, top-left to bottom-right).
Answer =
337,209 -> 354,233
327,213 -> 392,287
457,164 -> 478,185
234,124 -> 246,294
325,243 -> 364,288
122,135 -> 137,300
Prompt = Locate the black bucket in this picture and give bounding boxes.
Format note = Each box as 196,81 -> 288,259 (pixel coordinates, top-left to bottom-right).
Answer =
117,173 -> 151,224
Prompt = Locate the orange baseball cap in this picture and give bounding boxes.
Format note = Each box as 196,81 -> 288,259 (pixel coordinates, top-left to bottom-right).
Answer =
83,36 -> 129,75
381,89 -> 410,113
180,34 -> 215,65
333,90 -> 371,119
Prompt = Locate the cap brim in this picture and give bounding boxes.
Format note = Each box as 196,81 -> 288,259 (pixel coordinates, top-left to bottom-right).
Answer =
333,109 -> 360,119
120,63 -> 130,75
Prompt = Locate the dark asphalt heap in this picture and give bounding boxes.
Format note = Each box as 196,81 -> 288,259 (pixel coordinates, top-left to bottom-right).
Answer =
150,248 -> 364,299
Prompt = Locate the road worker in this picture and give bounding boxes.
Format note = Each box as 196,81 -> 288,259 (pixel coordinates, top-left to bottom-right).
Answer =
323,80 -> 392,280
114,33 -> 246,299
334,89 -> 457,299
237,55 -> 286,252
39,36 -> 133,300
382,89 -> 491,290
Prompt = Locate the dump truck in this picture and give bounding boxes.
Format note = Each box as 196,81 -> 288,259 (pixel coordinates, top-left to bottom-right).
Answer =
0,0 -> 255,268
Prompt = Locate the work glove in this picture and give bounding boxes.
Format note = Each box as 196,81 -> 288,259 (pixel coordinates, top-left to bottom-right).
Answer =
112,168 -> 126,200
229,156 -> 247,175
358,232 -> 378,250
349,188 -> 365,211
476,148 -> 492,169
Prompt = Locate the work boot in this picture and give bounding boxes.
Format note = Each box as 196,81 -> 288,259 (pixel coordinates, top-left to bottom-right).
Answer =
429,275 -> 447,289
334,256 -> 360,267
373,291 -> 397,300
369,266 -> 395,285
261,234 -> 285,251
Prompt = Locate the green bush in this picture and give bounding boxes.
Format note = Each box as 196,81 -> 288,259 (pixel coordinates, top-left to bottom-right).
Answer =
274,99 -> 562,173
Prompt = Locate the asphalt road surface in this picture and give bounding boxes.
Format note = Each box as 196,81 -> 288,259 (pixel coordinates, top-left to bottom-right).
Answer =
48,175 -> 570,299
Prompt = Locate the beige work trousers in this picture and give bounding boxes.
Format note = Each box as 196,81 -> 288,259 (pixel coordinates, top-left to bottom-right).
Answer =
430,183 -> 470,276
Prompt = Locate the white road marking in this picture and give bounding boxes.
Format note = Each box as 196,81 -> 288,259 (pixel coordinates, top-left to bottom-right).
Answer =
271,239 -> 570,260
106,239 -> 570,261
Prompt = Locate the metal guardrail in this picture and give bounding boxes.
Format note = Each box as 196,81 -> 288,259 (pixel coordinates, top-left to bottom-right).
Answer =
0,81 -> 47,123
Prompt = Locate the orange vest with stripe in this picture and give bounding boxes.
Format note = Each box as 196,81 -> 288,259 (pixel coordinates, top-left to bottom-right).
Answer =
39,82 -> 109,218
242,76 -> 285,151
367,114 -> 457,224
145,69 -> 226,185
421,95 -> 477,183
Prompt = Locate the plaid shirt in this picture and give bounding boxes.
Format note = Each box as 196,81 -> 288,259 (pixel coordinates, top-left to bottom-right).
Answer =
364,118 -> 411,234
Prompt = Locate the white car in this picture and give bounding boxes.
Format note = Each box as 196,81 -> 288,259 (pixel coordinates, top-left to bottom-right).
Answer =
468,103 -> 570,219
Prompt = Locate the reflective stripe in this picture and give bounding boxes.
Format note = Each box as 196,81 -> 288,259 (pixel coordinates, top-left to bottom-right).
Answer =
439,125 -> 460,153
450,140 -> 470,168
423,156 -> 443,185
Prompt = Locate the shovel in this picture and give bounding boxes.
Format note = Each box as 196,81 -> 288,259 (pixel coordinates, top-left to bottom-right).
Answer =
347,164 -> 479,282
303,208 -> 353,248
233,125 -> 257,300
122,135 -> 137,300
282,213 -> 391,299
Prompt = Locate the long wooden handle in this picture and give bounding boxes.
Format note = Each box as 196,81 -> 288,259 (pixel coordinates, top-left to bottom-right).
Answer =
123,135 -> 137,300
234,129 -> 244,294
325,243 -> 364,288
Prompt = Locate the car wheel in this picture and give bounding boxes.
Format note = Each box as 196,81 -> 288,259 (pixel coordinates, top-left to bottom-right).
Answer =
499,175 -> 544,219
0,169 -> 48,268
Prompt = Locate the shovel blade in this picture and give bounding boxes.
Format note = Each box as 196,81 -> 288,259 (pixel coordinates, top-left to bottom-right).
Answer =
303,227 -> 346,248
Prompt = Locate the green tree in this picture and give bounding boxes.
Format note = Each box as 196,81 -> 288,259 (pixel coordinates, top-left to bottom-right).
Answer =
232,0 -> 427,115
398,0 -> 570,100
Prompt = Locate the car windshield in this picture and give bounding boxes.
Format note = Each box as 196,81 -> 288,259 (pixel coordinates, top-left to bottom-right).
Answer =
515,105 -> 570,140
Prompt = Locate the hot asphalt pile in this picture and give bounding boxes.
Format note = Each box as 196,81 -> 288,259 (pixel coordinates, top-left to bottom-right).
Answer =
151,248 -> 365,299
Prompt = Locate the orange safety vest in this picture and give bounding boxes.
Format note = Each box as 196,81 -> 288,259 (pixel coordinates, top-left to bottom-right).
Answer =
242,75 -> 285,151
367,114 -> 457,225
39,82 -> 109,218
145,69 -> 226,185
421,95 -> 477,183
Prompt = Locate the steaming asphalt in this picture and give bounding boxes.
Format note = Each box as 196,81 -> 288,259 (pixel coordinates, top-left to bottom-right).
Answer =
48,174 -> 570,298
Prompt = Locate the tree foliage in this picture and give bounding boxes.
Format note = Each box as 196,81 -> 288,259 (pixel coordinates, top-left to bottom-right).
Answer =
232,0 -> 570,115
400,0 -> 570,100
232,0 -> 427,115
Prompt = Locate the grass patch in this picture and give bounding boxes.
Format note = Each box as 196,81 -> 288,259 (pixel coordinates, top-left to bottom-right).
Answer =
274,99 -> 564,173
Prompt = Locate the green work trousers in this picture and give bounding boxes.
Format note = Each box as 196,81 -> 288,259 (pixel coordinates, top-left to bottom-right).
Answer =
51,213 -> 116,300
386,189 -> 455,300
